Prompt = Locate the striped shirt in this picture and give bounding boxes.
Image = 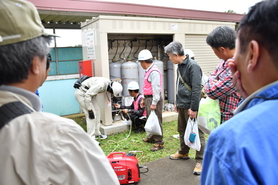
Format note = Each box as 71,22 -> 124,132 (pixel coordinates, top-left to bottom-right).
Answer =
204,59 -> 241,123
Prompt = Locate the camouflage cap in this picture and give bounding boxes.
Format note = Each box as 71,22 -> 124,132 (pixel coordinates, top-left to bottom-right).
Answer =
0,0 -> 57,46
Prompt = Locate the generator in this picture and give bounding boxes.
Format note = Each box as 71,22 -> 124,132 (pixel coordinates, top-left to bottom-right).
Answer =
107,152 -> 141,184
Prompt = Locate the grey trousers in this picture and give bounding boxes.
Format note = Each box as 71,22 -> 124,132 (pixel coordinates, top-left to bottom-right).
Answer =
177,108 -> 206,160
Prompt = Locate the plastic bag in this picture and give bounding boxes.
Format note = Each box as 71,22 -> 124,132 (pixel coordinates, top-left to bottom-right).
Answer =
198,97 -> 220,131
184,118 -> 201,151
144,111 -> 162,136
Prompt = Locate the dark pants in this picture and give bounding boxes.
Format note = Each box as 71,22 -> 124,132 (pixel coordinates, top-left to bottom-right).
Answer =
177,108 -> 206,161
145,96 -> 164,145
126,114 -> 146,130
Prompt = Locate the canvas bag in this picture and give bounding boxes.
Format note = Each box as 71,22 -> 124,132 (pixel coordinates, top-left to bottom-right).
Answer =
184,118 -> 201,151
198,97 -> 221,131
144,111 -> 162,136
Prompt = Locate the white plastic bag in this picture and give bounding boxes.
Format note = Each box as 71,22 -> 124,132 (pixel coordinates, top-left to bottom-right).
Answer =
144,111 -> 162,136
184,118 -> 201,151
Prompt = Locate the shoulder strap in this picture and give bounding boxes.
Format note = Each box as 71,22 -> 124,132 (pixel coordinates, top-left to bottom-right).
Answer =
0,101 -> 33,130
177,68 -> 192,92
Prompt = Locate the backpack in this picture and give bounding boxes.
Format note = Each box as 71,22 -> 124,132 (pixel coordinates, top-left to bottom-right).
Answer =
73,75 -> 91,89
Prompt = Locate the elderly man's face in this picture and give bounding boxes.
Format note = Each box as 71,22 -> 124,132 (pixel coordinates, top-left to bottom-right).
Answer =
167,53 -> 179,64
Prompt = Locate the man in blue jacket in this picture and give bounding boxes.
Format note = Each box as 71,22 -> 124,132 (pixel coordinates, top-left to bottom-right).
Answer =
201,0 -> 278,184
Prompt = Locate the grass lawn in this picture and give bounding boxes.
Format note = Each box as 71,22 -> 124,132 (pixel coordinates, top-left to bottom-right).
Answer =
72,115 -> 197,165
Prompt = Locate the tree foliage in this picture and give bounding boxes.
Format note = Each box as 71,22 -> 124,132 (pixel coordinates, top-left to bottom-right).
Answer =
226,9 -> 237,13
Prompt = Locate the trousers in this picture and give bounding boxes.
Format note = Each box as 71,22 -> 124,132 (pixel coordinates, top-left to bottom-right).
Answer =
177,108 -> 206,160
74,89 -> 101,137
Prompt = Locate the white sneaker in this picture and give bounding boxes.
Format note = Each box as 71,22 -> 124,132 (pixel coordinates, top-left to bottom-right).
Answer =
193,163 -> 202,175
122,119 -> 131,125
126,120 -> 131,125
172,134 -> 179,139
96,135 -> 107,140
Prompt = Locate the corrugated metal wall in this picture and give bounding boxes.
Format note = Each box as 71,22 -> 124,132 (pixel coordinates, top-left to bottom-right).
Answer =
184,34 -> 219,76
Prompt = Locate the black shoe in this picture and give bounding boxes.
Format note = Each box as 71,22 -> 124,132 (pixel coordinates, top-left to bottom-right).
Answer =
134,128 -> 144,133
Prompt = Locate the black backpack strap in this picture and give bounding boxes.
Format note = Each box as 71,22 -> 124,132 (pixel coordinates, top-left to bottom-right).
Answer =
0,101 -> 33,130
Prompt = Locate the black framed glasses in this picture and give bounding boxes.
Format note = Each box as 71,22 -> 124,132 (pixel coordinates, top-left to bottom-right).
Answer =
46,53 -> 51,70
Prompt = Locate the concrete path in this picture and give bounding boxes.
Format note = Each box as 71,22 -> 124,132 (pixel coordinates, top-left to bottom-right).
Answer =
138,157 -> 201,185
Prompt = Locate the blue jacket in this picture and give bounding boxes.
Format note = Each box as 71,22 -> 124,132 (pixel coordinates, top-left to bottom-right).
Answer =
201,81 -> 278,185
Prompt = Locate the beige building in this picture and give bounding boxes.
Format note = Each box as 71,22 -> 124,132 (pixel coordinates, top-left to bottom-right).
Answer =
32,0 -> 243,126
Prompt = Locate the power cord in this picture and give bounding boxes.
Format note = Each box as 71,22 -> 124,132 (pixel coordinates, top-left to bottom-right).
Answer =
102,109 -> 133,152
127,151 -> 149,173
104,108 -> 149,173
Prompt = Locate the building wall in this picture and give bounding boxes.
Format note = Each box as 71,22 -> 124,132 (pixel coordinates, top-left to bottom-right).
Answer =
39,47 -> 82,116
38,79 -> 79,116
184,34 -> 219,76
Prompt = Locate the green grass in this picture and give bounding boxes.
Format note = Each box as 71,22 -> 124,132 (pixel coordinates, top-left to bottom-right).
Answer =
72,116 -> 196,165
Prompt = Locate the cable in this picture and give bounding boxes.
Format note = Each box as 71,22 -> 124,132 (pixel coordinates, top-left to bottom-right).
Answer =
128,150 -> 144,161
127,40 -> 133,59
112,40 -> 119,62
101,109 -> 133,153
119,41 -> 127,62
133,40 -> 140,61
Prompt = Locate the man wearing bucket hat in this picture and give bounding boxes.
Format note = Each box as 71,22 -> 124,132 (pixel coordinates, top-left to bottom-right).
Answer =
0,0 -> 119,184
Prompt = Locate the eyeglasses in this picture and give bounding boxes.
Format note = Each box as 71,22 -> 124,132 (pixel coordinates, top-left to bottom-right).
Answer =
46,53 -> 51,70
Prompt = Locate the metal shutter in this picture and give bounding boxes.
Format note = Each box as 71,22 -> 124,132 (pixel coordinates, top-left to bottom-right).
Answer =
184,34 -> 219,76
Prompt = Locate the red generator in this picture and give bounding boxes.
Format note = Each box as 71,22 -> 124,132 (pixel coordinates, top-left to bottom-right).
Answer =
107,152 -> 140,184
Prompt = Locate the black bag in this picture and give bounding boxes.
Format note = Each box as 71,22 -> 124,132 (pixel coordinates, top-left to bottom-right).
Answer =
73,75 -> 91,89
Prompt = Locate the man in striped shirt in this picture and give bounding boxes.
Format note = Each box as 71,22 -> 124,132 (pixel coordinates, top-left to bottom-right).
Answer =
205,26 -> 241,123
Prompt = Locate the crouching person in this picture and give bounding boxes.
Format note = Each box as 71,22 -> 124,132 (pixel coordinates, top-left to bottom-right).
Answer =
114,81 -> 146,133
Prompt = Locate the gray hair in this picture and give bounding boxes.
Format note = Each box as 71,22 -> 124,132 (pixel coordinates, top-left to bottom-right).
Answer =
164,41 -> 185,56
0,36 -> 52,85
206,25 -> 236,49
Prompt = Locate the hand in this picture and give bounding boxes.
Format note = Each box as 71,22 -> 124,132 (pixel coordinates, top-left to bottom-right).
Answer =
88,110 -> 95,119
113,103 -> 120,108
228,59 -> 248,98
188,109 -> 197,118
174,105 -> 178,113
140,98 -> 145,108
150,104 -> 156,110
123,109 -> 128,114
